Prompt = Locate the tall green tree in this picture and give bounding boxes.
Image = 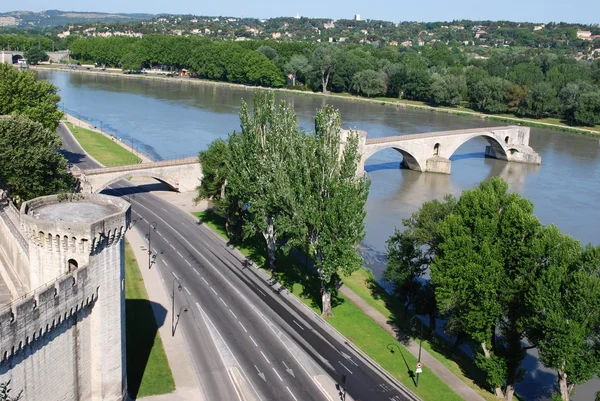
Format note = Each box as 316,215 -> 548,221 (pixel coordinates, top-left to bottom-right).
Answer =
311,44 -> 340,93
517,82 -> 559,118
24,47 -> 48,65
301,107 -> 370,316
385,195 -> 456,331
431,178 -> 542,401
471,77 -> 512,114
284,54 -> 311,86
0,116 -> 76,203
0,63 -> 62,131
526,227 -> 600,401
226,93 -> 302,270
351,70 -> 387,97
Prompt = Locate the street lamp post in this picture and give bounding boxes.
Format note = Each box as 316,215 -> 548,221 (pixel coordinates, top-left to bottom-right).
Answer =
172,277 -> 182,336
146,221 -> 157,269
410,315 -> 424,388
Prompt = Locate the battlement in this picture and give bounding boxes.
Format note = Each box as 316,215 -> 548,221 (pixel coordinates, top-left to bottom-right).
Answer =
0,266 -> 96,363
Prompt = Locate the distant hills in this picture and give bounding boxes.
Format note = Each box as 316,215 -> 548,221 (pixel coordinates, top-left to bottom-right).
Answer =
0,10 -> 154,28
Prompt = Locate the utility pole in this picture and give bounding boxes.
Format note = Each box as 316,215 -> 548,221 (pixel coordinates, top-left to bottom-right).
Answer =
146,221 -> 157,269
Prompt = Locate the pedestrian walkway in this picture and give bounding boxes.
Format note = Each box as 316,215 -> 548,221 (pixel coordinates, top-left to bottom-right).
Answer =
126,228 -> 204,401
339,286 -> 484,401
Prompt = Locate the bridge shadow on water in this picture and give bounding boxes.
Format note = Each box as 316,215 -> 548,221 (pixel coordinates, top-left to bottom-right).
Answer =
364,152 -> 485,173
449,152 -> 486,161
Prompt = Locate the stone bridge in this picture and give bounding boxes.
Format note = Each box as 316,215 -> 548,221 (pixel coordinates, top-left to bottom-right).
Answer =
0,50 -> 70,64
72,157 -> 202,193
350,125 -> 541,174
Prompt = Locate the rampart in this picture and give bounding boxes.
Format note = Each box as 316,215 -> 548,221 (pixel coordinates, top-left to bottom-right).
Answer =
0,203 -> 29,292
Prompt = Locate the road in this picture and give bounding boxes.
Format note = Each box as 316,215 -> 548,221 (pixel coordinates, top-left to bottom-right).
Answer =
59,126 -> 420,401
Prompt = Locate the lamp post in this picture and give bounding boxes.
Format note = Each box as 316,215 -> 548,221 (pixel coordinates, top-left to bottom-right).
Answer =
171,277 -> 182,336
146,221 -> 157,269
411,315 -> 424,388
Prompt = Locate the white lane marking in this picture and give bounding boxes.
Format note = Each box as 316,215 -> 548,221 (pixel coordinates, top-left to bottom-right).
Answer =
157,231 -> 163,237
193,268 -> 200,275
293,320 -> 304,330
286,387 -> 298,401
272,367 -> 283,382
282,361 -> 295,377
260,350 -> 270,364
170,243 -> 176,250
177,251 -> 183,257
122,197 -> 329,400
338,361 -> 353,375
161,207 -> 167,212
185,259 -> 192,266
210,286 -> 218,296
201,277 -> 209,285
254,365 -> 266,382
348,358 -> 359,367
165,239 -> 170,244
184,287 -> 191,295
249,335 -> 258,347
172,271 -> 179,280
239,321 -> 248,333
219,297 -> 227,307
195,302 -> 263,401
163,260 -> 169,267
256,288 -> 266,297
229,309 -> 238,319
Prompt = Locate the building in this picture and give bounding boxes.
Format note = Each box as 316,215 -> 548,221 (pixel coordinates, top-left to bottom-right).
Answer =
577,30 -> 592,40
0,193 -> 130,400
355,14 -> 361,21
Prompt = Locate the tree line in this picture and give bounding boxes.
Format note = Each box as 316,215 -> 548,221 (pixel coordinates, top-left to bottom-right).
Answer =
385,178 -> 600,401
195,92 -> 369,316
67,35 -> 600,126
0,64 -> 75,203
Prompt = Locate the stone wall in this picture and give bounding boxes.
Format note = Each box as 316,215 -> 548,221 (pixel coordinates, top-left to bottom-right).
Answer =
0,266 -> 97,400
0,204 -> 29,292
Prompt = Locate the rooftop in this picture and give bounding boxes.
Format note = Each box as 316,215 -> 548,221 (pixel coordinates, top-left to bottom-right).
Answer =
32,201 -> 122,223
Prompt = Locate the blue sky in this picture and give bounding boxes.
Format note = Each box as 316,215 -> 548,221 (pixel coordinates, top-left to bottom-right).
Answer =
2,0 -> 598,24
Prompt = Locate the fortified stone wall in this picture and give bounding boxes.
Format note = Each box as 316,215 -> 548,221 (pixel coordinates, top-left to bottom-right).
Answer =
0,267 -> 97,400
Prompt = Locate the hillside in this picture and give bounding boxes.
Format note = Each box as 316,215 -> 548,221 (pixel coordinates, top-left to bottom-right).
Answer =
0,10 -> 154,28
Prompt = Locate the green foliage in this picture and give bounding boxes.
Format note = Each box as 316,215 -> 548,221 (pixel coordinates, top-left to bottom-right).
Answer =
0,380 -> 19,401
429,74 -> 466,106
0,63 -> 63,131
517,82 -> 559,118
120,52 -> 143,71
194,138 -> 229,209
23,47 -> 48,65
0,115 -> 76,203
573,90 -> 600,126
471,77 -> 512,114
351,69 -> 387,97
284,54 -> 311,85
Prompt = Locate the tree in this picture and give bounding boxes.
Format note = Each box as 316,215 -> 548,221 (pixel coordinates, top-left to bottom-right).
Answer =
471,77 -> 512,114
24,47 -> 48,65
311,44 -> 340,93
465,66 -> 489,102
120,52 -> 143,71
385,195 -> 456,331
0,116 -> 76,203
194,138 -> 229,204
301,106 -> 370,316
351,69 -> 387,97
284,54 -> 311,86
517,82 -> 558,118
429,74 -> 466,107
403,67 -> 431,100
226,93 -> 302,271
526,227 -> 600,401
0,63 -> 63,131
256,45 -> 277,60
431,178 -> 543,401
573,90 -> 600,126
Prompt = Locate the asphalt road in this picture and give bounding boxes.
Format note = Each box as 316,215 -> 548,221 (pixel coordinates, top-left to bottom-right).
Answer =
58,126 -> 420,401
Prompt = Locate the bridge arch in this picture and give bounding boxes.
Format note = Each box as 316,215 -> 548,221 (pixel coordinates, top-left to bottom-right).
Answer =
12,54 -> 23,64
442,132 -> 511,161
363,145 -> 425,172
93,172 -> 180,193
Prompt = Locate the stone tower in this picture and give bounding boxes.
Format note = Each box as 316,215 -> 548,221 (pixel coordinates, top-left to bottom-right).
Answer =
0,193 -> 130,401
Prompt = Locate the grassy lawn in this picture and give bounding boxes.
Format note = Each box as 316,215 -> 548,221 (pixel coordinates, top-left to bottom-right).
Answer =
64,121 -> 141,167
125,241 -> 175,398
194,210 -> 464,401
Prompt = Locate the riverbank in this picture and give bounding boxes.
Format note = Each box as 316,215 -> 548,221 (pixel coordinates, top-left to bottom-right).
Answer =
37,64 -> 600,138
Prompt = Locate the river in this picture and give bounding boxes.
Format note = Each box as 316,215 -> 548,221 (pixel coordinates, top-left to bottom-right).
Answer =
37,70 -> 600,401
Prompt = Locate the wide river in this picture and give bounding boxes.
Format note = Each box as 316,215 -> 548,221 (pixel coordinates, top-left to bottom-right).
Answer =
38,70 -> 599,401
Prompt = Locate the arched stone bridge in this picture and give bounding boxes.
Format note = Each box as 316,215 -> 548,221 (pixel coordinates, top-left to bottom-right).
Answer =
348,125 -> 541,174
72,157 -> 202,193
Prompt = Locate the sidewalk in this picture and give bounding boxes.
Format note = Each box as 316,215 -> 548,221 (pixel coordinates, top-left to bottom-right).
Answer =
126,227 -> 204,401
339,286 -> 484,401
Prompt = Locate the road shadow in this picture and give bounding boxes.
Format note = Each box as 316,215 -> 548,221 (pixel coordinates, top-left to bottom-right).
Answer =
126,299 -> 167,399
59,148 -> 88,165
197,211 -> 344,312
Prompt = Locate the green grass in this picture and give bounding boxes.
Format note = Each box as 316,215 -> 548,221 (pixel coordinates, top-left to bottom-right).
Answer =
194,210 -> 465,401
64,121 -> 141,167
125,241 -> 175,398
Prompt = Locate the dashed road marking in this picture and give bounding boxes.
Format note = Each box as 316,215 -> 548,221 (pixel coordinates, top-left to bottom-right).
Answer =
229,309 -> 238,319
201,277 -> 209,285
286,387 -> 298,401
239,321 -> 248,333
260,350 -> 270,364
193,268 -> 200,275
185,259 -> 192,266
210,287 -> 218,295
163,260 -> 169,267
338,361 -> 353,375
219,297 -> 227,307
272,367 -> 283,381
184,287 -> 191,295
172,271 -> 179,280
249,335 -> 258,347
293,320 -> 304,330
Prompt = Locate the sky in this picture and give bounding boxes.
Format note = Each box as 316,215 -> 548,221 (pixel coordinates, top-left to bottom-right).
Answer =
1,0 -> 599,25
